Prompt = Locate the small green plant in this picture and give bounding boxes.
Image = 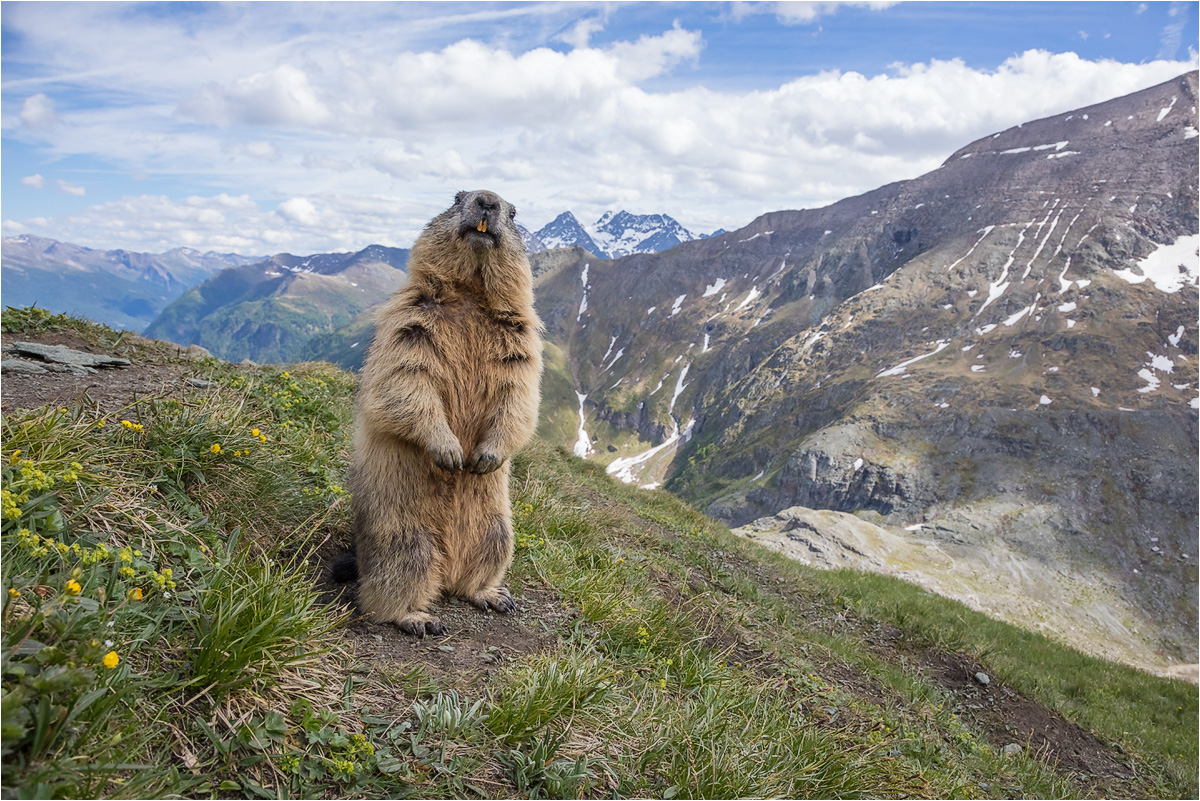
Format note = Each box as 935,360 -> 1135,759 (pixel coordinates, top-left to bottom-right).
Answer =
182,549 -> 337,696
498,728 -> 596,798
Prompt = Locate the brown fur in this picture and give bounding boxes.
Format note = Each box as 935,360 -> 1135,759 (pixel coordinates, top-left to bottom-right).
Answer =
347,190 -> 543,636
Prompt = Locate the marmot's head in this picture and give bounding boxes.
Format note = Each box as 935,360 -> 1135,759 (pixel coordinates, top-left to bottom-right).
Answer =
410,189 -> 535,314
442,189 -> 520,254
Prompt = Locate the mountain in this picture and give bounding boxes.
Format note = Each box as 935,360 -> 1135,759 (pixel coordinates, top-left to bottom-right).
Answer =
0,234 -> 255,331
529,210 -> 706,259
591,210 -> 699,259
143,245 -> 407,364
531,72 -> 1199,678
515,222 -> 547,254
533,211 -> 604,255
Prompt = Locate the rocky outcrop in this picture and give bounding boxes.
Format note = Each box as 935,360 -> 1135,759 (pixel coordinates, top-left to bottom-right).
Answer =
3,342 -> 131,375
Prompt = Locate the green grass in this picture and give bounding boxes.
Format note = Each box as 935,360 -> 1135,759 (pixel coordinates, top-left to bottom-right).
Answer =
2,307 -> 1195,799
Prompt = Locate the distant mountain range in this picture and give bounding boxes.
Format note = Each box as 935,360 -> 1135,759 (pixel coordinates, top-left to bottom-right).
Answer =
1,209 -> 715,335
525,210 -> 721,260
0,235 -> 257,331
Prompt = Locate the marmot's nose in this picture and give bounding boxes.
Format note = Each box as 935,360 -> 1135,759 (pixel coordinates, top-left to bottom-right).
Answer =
476,194 -> 500,213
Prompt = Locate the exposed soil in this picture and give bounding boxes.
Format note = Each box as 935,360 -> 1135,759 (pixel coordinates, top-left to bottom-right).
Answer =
918,648 -> 1142,798
312,550 -> 571,691
2,331 -> 195,414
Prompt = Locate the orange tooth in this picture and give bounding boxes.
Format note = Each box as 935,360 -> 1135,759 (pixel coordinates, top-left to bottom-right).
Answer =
477,219 -> 487,233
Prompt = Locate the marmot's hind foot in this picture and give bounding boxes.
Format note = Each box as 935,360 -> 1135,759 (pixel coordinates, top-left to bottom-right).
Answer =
394,613 -> 447,638
468,586 -> 516,614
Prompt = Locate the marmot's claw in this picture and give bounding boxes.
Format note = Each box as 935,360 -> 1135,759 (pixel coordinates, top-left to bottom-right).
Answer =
467,449 -> 502,474
397,616 -> 447,637
431,443 -> 464,472
470,587 -> 516,614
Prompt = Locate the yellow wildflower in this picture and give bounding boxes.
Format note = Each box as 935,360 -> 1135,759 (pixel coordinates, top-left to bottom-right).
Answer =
127,587 -> 144,601
122,420 -> 133,429
210,443 -> 222,454
64,579 -> 82,595
259,434 -> 266,443
102,651 -> 120,669
7,588 -> 19,599
96,419 -> 107,428
251,429 -> 260,437
9,450 -> 22,464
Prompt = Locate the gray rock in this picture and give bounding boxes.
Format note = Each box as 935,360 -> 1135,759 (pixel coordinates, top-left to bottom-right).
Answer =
974,672 -> 991,686
1002,743 -> 1023,757
186,378 -> 217,389
9,342 -> 131,372
1,359 -> 49,375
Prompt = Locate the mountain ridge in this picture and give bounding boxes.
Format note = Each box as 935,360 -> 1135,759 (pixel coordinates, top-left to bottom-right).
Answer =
0,234 -> 258,331
142,244 -> 408,364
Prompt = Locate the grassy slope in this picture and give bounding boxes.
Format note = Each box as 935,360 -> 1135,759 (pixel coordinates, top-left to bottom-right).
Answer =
1,308 -> 1195,799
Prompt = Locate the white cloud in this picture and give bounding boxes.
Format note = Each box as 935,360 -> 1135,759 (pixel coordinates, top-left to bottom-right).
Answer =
1158,2 -> 1189,59
21,174 -> 45,189
5,191 -> 432,255
556,16 -> 606,50
275,197 -> 321,227
226,140 -> 281,161
20,94 -> 56,128
183,64 -> 334,128
732,1 -> 900,25
56,179 -> 85,196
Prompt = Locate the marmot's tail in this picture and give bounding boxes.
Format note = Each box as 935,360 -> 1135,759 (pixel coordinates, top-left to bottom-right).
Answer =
331,551 -> 359,583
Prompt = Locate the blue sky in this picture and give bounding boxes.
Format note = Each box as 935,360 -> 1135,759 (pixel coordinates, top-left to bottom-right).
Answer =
2,1 -> 1196,255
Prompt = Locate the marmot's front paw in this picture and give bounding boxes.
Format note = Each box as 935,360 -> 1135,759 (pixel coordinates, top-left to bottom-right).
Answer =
429,436 -> 464,472
396,613 -> 448,638
466,448 -> 503,474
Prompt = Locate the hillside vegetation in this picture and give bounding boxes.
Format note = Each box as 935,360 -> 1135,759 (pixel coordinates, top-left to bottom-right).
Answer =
1,308 -> 1195,799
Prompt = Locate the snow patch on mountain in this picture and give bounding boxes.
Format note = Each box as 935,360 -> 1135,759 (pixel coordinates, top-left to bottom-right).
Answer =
1113,234 -> 1200,293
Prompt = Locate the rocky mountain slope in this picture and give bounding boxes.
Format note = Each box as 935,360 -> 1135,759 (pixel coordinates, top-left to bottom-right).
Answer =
532,72 -> 1199,678
143,245 -> 407,364
0,234 -> 255,331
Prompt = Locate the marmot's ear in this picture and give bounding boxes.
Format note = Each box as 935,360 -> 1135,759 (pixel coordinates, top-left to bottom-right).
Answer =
455,191 -> 467,205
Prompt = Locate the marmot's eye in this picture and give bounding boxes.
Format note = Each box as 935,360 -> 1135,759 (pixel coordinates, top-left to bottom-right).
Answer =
509,206 -> 517,221
455,191 -> 467,205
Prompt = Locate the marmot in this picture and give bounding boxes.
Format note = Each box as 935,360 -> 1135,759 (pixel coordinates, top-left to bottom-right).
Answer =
334,190 -> 543,636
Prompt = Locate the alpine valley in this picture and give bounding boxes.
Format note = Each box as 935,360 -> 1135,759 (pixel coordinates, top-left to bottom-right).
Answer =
3,73 -> 1196,680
